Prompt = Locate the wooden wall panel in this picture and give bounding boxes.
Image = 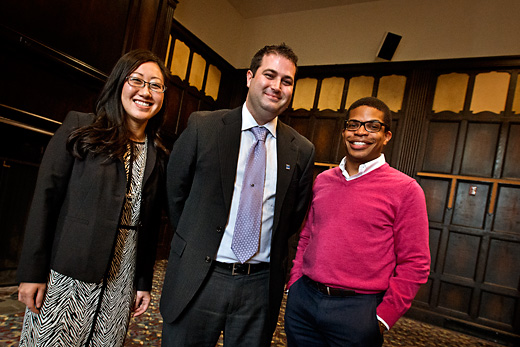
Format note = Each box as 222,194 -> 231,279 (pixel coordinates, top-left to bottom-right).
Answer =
484,239 -> 520,289
0,39 -> 103,123
282,110 -> 312,140
452,182 -> 490,229
423,122 -> 459,173
502,124 -> 520,179
383,118 -> 398,165
420,178 -> 449,223
479,291 -> 517,327
0,0 -> 178,285
429,228 -> 442,271
0,159 -> 39,285
312,116 -> 341,163
460,122 -> 500,177
415,278 -> 432,304
289,52 -> 520,344
443,232 -> 480,279
493,186 -> 520,234
438,282 -> 473,314
0,120 -> 57,285
2,0 -> 130,74
177,88 -> 202,136
161,80 -> 184,148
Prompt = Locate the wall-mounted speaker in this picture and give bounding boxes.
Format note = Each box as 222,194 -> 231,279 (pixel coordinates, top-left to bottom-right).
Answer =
377,32 -> 402,60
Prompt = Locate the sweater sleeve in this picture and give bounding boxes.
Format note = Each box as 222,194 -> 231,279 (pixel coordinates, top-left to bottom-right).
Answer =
376,180 -> 431,328
287,203 -> 314,288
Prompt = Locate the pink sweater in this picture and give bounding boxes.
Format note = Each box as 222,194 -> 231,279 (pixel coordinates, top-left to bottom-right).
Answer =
288,164 -> 430,328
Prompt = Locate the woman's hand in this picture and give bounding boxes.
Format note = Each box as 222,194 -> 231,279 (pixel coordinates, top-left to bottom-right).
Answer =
133,290 -> 151,317
18,282 -> 47,314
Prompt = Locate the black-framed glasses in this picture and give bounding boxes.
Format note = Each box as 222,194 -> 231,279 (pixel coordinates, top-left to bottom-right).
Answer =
344,119 -> 389,133
125,76 -> 166,93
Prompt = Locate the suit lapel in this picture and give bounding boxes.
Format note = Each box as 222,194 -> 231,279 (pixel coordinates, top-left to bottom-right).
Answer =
218,107 -> 242,210
273,121 -> 297,233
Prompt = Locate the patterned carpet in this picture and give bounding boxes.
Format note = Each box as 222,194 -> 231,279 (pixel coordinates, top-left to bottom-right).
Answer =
0,260 -> 507,346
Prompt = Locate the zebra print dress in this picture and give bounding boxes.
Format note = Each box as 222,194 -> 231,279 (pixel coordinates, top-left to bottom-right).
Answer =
19,139 -> 148,347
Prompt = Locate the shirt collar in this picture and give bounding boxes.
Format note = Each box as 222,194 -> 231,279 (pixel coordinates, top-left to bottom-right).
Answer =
242,102 -> 277,138
339,154 -> 386,181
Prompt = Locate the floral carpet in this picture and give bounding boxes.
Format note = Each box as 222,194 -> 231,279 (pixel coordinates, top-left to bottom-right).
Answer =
0,260 -> 507,346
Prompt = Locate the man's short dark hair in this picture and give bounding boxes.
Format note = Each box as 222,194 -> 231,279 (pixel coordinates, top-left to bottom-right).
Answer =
345,97 -> 392,131
249,43 -> 298,76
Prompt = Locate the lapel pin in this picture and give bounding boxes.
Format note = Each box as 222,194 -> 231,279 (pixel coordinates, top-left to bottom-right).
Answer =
285,164 -> 291,170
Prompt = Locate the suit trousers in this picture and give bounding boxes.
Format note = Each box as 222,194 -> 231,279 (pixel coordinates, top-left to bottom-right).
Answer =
161,263 -> 271,347
284,276 -> 384,347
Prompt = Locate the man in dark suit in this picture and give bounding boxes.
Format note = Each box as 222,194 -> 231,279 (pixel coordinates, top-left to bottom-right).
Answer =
160,44 -> 315,346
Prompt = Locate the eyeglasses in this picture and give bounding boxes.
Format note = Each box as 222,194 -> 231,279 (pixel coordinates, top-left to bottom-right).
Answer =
344,119 -> 389,133
125,76 -> 166,93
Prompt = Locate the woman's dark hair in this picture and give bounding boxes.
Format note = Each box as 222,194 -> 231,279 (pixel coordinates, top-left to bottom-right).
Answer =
67,49 -> 170,160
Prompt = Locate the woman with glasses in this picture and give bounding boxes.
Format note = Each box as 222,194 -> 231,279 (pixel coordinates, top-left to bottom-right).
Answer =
16,49 -> 169,346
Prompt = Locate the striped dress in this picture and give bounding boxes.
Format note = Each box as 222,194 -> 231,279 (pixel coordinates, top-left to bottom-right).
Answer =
19,139 -> 148,347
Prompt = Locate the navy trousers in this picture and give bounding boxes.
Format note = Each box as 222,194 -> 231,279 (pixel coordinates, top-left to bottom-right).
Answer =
284,276 -> 384,347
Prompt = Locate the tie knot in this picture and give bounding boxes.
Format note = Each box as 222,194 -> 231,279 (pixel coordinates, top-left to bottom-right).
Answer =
250,126 -> 269,142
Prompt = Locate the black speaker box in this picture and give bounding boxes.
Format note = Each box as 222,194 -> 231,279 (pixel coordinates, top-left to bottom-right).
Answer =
377,32 -> 402,60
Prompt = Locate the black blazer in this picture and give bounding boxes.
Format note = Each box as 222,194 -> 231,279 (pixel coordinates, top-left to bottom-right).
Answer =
160,107 -> 315,332
16,111 -> 166,291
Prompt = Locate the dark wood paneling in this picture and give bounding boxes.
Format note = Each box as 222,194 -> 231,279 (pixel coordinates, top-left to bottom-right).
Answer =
178,88 -> 202,134
452,182 -> 490,229
493,185 -> 520,234
0,32 -> 103,122
503,124 -> 520,179
415,278 -> 432,305
290,54 -> 520,343
0,120 -> 56,285
423,122 -> 459,173
484,239 -> 520,289
479,291 -> 517,326
396,69 -> 430,176
311,116 -> 341,163
0,0 -> 179,286
1,0 -> 130,74
429,228 -> 442,271
460,122 -> 500,177
160,80 -> 184,149
443,232 -> 480,279
420,178 -> 449,223
0,160 -> 39,285
438,282 -> 473,314
383,118 -> 398,165
284,113 -> 312,140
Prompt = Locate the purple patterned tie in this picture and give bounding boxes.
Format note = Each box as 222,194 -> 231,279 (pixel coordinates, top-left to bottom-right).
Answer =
232,126 -> 269,263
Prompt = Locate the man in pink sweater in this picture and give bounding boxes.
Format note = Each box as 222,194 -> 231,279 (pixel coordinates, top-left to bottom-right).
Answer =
285,97 -> 430,347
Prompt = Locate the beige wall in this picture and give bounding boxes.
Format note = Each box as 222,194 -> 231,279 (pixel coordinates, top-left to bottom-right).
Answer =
174,0 -> 520,68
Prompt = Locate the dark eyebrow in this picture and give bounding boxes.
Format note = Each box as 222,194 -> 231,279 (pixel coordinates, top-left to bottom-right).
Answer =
129,72 -> 163,82
263,69 -> 293,79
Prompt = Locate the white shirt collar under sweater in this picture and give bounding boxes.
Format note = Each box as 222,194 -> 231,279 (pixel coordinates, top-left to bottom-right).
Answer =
339,154 -> 386,181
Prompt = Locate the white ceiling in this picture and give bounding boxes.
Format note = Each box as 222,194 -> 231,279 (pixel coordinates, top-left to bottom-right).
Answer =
226,0 -> 382,18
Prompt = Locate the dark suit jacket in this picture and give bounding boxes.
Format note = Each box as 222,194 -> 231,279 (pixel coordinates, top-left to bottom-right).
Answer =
16,111 -> 166,291
160,107 -> 315,332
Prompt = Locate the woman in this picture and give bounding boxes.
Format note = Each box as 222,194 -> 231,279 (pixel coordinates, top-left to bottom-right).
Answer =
16,49 -> 169,346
